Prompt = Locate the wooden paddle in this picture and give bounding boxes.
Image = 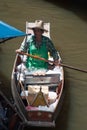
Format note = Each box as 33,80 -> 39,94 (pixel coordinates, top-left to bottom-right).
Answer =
16,51 -> 87,73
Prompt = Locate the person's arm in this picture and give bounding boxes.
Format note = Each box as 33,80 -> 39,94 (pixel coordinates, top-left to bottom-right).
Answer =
16,37 -> 28,53
47,38 -> 59,58
47,38 -> 60,66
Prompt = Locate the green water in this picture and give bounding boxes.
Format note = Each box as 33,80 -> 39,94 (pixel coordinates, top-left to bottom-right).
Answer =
0,0 -> 87,130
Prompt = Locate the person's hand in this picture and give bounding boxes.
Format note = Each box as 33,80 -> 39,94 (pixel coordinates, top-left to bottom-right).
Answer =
15,49 -> 21,53
54,60 -> 60,66
15,49 -> 25,56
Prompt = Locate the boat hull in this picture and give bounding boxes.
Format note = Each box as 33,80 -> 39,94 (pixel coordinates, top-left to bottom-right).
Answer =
11,53 -> 64,128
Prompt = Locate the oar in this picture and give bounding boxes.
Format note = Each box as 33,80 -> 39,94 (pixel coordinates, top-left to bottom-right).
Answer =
16,51 -> 54,64
17,51 -> 87,73
60,63 -> 87,73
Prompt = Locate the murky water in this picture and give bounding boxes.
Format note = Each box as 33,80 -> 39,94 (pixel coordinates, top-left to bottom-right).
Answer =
0,0 -> 87,130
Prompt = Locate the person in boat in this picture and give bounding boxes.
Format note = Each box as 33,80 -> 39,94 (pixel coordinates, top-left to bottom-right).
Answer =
16,20 -> 59,74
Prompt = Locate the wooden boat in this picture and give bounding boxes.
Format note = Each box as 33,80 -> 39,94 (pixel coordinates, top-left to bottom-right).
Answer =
11,21 -> 64,128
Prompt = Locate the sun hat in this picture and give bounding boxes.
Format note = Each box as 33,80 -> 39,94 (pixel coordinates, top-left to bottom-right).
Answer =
29,20 -> 48,32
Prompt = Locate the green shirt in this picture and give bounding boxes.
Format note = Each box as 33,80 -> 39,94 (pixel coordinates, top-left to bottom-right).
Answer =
20,35 -> 59,70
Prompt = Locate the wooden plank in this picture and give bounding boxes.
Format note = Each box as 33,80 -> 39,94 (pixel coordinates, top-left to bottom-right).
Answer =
24,74 -> 60,85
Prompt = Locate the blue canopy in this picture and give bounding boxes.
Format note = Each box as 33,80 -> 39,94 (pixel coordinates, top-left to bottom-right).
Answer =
0,21 -> 26,43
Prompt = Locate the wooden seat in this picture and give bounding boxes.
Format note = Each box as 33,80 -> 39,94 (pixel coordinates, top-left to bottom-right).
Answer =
24,74 -> 60,87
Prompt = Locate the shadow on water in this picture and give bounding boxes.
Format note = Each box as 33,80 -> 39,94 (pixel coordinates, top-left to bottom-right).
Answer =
0,71 -> 11,98
44,0 -> 87,22
0,46 -> 12,98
